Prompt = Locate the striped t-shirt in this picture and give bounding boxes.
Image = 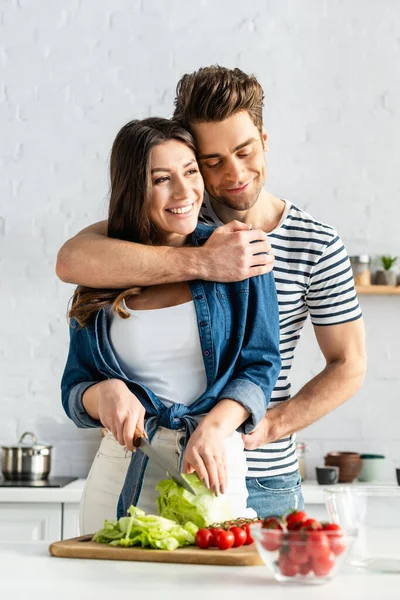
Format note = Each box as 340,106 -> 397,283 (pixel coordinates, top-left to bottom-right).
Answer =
199,195 -> 363,478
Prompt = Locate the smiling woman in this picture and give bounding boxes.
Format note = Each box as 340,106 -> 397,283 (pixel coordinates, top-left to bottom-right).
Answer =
148,140 -> 204,246
60,116 -> 281,535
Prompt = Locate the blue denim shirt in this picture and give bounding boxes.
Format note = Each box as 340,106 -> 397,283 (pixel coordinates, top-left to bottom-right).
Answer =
61,223 -> 281,517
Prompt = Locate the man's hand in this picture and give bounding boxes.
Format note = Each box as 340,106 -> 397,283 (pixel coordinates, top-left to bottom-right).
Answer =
201,220 -> 274,282
242,417 -> 270,450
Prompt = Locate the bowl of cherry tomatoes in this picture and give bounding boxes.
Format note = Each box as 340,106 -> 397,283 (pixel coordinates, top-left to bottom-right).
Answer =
250,510 -> 357,585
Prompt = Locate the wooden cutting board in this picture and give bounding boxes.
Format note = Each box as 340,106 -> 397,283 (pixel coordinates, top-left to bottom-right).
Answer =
49,535 -> 263,566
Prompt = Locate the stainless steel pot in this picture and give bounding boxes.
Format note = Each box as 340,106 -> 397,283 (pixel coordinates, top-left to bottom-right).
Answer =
1,432 -> 52,481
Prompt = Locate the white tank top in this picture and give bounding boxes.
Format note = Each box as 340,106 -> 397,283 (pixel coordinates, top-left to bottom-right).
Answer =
109,300 -> 208,407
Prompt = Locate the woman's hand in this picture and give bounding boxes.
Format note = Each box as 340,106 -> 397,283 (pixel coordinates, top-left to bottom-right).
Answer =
182,423 -> 227,496
83,379 -> 146,451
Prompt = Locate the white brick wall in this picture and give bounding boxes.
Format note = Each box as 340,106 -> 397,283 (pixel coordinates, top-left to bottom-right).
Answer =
1,1 -> 399,480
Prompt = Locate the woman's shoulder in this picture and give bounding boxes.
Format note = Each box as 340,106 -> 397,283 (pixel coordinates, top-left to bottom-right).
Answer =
190,222 -> 217,246
69,306 -> 110,335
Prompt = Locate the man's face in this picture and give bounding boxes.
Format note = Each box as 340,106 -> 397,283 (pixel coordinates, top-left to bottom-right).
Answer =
192,111 -> 268,212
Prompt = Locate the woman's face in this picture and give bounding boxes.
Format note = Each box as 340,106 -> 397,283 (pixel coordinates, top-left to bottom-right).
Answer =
149,140 -> 204,246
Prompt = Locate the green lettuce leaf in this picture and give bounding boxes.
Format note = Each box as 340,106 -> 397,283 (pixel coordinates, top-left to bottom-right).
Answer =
156,473 -> 233,528
92,505 -> 198,550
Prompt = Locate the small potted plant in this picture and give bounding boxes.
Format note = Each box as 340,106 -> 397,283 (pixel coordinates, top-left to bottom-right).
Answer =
376,255 -> 398,286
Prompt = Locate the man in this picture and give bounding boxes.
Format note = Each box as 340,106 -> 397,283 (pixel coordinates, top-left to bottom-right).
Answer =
57,66 -> 366,516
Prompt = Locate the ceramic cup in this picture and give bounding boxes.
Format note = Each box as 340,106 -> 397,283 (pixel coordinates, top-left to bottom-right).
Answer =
315,466 -> 339,485
358,454 -> 386,482
324,452 -> 362,483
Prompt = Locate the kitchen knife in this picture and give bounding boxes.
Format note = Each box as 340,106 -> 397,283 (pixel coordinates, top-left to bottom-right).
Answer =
133,432 -> 197,496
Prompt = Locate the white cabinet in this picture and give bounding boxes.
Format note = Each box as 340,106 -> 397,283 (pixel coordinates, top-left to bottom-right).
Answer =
0,503 -> 62,542
63,503 -> 80,539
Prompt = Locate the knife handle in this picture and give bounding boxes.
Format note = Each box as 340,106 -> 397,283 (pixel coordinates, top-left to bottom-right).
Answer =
133,427 -> 147,448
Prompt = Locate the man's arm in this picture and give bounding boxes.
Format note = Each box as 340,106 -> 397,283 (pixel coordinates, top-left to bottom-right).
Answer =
56,220 -> 274,288
243,318 -> 366,448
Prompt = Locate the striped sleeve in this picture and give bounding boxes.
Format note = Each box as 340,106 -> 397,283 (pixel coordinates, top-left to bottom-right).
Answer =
306,232 -> 363,326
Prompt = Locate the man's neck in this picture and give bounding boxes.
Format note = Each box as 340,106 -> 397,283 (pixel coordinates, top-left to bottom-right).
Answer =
209,189 -> 286,233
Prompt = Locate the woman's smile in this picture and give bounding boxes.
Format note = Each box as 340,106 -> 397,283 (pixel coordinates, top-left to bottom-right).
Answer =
166,202 -> 196,216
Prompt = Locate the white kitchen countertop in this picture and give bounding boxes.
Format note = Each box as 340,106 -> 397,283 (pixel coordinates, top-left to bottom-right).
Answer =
0,478 -> 398,504
0,478 -> 85,503
1,541 -> 399,600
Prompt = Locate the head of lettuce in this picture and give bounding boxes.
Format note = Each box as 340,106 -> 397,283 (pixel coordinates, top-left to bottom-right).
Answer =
156,473 -> 233,528
92,474 -> 234,550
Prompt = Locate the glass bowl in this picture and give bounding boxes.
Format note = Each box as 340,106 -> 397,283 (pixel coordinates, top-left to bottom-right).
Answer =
324,486 -> 400,573
250,523 -> 357,585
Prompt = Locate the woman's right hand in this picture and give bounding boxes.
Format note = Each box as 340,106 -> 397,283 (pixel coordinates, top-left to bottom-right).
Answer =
84,379 -> 146,452
182,423 -> 227,496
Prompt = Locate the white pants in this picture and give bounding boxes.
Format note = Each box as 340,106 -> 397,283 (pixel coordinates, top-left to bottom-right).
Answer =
79,426 -> 255,535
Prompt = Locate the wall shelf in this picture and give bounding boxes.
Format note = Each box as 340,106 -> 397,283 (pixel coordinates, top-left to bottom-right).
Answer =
356,285 -> 400,295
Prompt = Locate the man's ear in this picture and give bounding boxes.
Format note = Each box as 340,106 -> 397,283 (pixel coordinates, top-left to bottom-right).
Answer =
262,129 -> 269,152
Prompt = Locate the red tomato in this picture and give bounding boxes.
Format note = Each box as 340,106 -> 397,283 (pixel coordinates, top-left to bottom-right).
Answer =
208,527 -> 223,546
300,518 -> 322,531
262,516 -> 283,529
229,526 -> 247,548
261,518 -> 284,551
241,523 -> 254,545
322,523 -> 346,555
278,553 -> 300,577
286,510 -> 307,530
195,529 -> 213,549
312,551 -> 336,576
299,560 -> 313,576
261,530 -> 283,552
306,530 -> 331,559
322,522 -> 343,533
215,529 -> 235,550
287,532 -> 309,565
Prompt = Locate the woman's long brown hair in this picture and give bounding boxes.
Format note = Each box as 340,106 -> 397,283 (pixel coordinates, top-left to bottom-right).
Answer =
69,118 -> 196,327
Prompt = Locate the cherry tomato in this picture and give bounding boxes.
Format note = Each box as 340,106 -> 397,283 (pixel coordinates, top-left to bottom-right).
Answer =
286,510 -> 307,530
321,522 -> 343,533
278,553 -> 299,577
287,531 -> 309,565
261,518 -> 284,551
299,559 -> 313,576
241,523 -> 254,545
229,526 -> 247,548
300,518 -> 322,531
261,530 -> 283,552
306,530 -> 331,559
312,551 -> 336,576
215,529 -> 235,550
208,527 -> 224,546
322,523 -> 346,555
195,529 -> 213,549
262,516 -> 281,528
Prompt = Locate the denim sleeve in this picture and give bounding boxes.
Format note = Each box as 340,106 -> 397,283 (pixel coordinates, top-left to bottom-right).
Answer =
61,320 -> 104,429
218,271 -> 281,434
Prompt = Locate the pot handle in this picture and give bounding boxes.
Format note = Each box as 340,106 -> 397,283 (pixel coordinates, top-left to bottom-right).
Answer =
18,431 -> 39,445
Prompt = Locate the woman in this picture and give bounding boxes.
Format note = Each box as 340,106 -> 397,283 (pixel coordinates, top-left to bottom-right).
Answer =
61,118 -> 281,534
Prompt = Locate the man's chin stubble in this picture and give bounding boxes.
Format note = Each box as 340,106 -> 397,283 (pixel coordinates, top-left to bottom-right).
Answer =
210,186 -> 264,213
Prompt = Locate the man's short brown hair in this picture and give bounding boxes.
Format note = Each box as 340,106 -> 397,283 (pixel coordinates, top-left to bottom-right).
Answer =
173,65 -> 264,135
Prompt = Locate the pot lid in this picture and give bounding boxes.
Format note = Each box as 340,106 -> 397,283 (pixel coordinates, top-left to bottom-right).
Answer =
1,431 -> 52,450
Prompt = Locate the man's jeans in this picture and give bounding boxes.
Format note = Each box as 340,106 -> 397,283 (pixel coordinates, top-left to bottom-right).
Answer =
246,470 -> 304,518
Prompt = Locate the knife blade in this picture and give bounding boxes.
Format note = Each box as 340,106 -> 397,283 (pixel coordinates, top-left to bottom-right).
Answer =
133,432 -> 197,496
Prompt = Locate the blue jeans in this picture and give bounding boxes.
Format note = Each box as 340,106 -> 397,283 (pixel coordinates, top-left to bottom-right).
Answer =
246,470 -> 304,518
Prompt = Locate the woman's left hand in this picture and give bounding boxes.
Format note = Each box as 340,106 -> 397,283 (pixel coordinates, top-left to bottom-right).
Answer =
182,424 -> 227,496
